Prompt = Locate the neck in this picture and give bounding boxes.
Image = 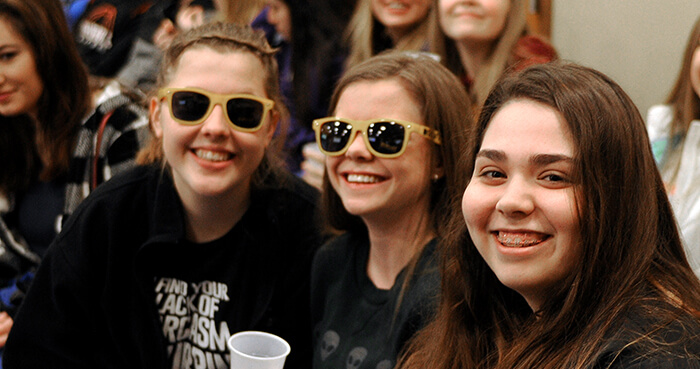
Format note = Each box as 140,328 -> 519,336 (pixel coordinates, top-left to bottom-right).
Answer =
181,186 -> 251,244
363,207 -> 435,290
455,40 -> 495,81
386,27 -> 404,45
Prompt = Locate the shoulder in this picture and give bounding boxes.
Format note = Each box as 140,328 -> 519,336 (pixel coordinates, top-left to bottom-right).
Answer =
260,171 -> 319,206
61,165 -> 159,229
84,164 -> 158,198
252,172 -> 324,255
598,308 -> 700,369
646,105 -> 674,139
92,80 -> 149,130
50,165 -> 164,271
312,233 -> 357,279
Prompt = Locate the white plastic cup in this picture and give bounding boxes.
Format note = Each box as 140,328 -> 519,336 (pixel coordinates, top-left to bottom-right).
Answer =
228,331 -> 291,369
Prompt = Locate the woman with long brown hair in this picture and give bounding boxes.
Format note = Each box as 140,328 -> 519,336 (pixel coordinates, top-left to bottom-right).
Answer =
0,0 -> 148,354
310,51 -> 472,369
398,62 -> 700,369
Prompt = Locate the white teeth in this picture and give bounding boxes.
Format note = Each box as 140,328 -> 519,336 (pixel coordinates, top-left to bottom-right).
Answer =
195,149 -> 230,162
497,232 -> 546,248
347,174 -> 380,183
388,2 -> 407,9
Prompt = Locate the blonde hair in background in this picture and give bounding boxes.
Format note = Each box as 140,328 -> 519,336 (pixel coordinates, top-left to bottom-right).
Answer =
431,0 -> 528,107
215,0 -> 266,24
345,0 -> 436,70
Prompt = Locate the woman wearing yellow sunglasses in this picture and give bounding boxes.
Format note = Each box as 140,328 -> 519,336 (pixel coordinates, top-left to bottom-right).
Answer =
5,23 -> 322,369
310,51 -> 473,369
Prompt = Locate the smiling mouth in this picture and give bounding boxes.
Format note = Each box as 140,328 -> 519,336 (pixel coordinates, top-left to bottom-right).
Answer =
345,173 -> 383,184
495,231 -> 549,248
387,2 -> 407,10
194,149 -> 232,162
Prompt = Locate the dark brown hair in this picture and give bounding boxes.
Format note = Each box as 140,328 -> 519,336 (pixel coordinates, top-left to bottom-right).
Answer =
137,22 -> 289,187
398,61 -> 700,369
0,0 -> 91,189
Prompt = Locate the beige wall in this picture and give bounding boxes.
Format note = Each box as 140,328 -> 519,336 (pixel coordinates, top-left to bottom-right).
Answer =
550,1 -> 700,118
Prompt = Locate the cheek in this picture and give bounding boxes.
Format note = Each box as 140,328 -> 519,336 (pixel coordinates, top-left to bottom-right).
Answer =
485,0 -> 510,34
438,0 -> 453,27
547,190 -> 582,245
23,62 -> 44,109
325,157 -> 342,188
691,47 -> 700,98
238,132 -> 270,158
413,0 -> 432,17
462,180 -> 486,230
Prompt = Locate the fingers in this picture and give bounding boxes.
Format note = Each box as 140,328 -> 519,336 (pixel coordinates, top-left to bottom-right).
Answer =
0,312 -> 14,347
301,143 -> 325,190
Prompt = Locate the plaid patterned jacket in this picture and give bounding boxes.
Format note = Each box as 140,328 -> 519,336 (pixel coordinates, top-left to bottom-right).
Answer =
60,80 -> 150,229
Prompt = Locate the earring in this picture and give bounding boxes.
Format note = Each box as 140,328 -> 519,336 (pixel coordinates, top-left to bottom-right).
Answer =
432,173 -> 440,181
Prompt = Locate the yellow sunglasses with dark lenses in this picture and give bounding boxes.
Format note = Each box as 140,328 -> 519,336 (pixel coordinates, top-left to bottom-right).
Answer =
312,117 -> 442,158
157,87 -> 274,132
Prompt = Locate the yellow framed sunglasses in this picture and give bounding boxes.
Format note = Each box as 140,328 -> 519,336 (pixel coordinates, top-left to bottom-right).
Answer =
157,87 -> 274,132
312,117 -> 442,158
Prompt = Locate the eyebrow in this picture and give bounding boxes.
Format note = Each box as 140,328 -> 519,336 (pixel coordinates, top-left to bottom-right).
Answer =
476,149 -> 574,166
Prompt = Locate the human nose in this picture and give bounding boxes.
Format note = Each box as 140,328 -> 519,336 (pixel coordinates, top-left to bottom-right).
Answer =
200,104 -> 229,136
345,132 -> 373,161
495,177 -> 535,218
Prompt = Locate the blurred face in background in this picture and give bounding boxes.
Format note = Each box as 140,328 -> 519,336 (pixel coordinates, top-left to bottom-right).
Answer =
266,0 -> 292,41
439,0 -> 510,47
371,0 -> 432,41
0,17 -> 44,120
691,38 -> 700,99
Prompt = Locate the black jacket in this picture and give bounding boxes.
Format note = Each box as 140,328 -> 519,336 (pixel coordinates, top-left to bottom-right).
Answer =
4,165 -> 322,369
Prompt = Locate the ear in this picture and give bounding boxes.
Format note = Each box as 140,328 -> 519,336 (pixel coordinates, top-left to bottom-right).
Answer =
177,5 -> 206,31
149,97 -> 164,139
431,150 -> 445,181
263,110 -> 279,146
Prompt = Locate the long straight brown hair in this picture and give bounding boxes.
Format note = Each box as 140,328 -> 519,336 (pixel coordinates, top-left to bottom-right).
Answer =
0,0 -> 91,186
398,62 -> 700,369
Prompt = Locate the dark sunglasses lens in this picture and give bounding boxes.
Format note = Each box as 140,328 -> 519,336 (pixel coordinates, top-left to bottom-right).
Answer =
319,121 -> 353,153
367,122 -> 405,155
171,91 -> 210,122
227,98 -> 264,128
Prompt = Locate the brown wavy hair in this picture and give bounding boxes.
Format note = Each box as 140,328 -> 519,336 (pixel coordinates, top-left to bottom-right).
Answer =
398,61 -> 700,369
0,0 -> 91,190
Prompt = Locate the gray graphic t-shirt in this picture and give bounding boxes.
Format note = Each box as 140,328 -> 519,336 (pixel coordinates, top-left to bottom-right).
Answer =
156,277 -> 232,368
